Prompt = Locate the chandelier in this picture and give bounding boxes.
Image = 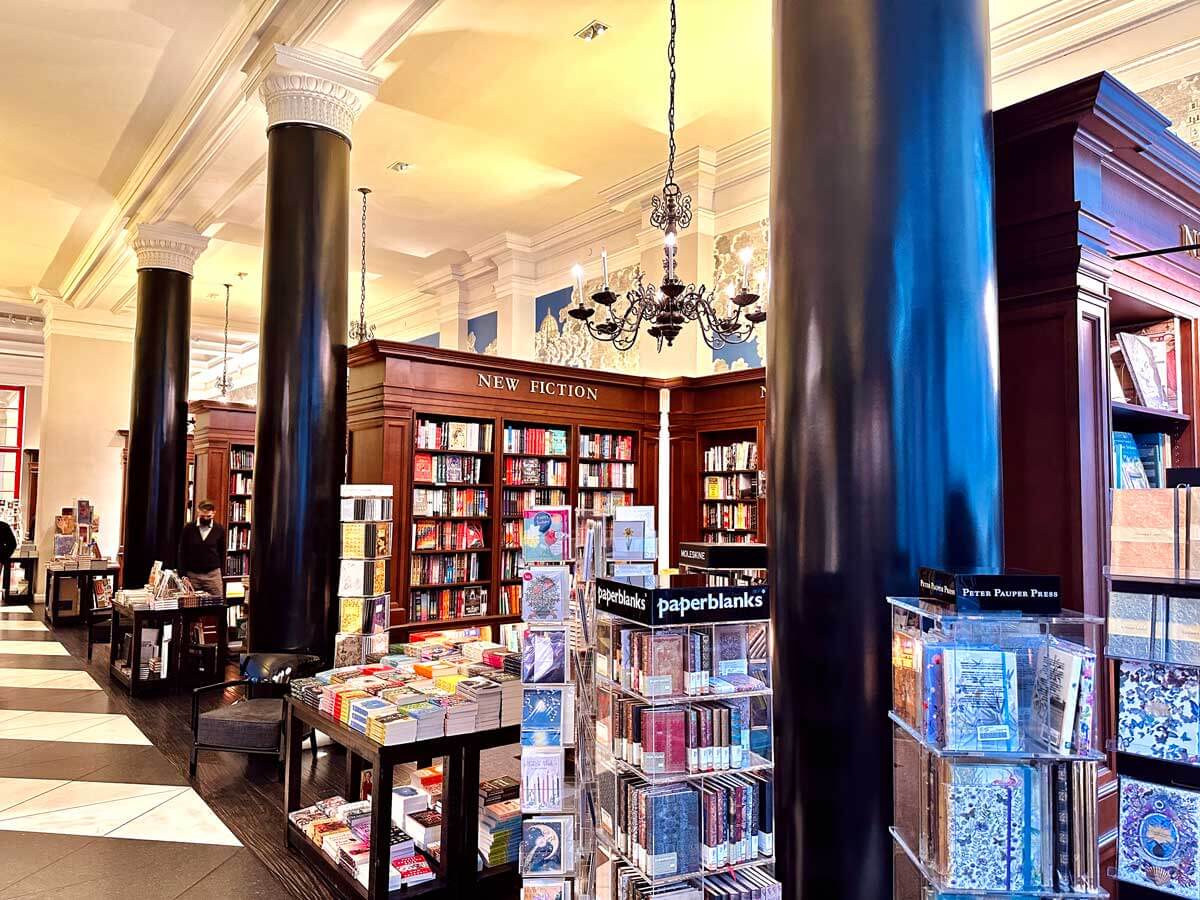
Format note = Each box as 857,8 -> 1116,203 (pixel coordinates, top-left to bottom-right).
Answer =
215,281 -> 233,397
349,186 -> 376,343
568,0 -> 765,352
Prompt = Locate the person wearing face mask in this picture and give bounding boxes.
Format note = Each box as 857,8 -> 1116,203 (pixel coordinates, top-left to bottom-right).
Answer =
178,500 -> 226,598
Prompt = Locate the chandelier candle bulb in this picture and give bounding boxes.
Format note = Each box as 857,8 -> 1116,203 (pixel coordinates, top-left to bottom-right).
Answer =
572,264 -> 585,303
739,247 -> 753,291
664,231 -> 677,281
601,248 -> 609,288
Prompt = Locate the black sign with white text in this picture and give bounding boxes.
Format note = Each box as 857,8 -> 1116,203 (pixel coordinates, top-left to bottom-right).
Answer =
596,577 -> 770,626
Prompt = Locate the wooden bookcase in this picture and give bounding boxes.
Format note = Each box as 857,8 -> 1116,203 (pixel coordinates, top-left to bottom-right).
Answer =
664,369 -> 767,565
189,400 -> 256,583
995,72 -> 1200,893
346,342 -> 661,636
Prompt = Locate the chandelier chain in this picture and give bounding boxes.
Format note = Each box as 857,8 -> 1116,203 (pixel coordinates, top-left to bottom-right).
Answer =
219,282 -> 231,397
359,188 -> 368,326
665,0 -> 677,188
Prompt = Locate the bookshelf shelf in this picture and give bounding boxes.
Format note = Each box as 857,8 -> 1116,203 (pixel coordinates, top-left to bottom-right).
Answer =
408,579 -> 489,591
1111,399 -> 1190,432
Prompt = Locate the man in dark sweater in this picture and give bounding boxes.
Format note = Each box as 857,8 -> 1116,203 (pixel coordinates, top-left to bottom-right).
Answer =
178,500 -> 226,598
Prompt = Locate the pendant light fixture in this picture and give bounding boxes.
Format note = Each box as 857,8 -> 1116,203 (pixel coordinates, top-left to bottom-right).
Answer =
568,0 -> 765,351
349,186 -> 376,343
215,281 -> 233,398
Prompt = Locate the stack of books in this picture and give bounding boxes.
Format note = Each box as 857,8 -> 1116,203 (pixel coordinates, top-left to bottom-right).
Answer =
478,799 -> 521,867
436,695 -> 479,735
386,855 -> 435,889
457,677 -> 501,730
404,809 -> 442,852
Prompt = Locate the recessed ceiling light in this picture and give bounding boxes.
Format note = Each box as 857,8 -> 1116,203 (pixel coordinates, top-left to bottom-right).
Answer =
387,161 -> 413,173
575,20 -> 608,42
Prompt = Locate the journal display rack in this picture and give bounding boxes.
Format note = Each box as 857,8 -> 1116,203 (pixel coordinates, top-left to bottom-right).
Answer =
591,572 -> 778,898
889,595 -> 1107,899
346,343 -> 662,637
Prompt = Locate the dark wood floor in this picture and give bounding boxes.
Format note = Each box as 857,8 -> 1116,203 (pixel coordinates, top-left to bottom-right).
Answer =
45,611 -> 521,900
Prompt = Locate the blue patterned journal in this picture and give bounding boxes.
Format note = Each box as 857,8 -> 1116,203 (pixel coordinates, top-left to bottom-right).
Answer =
943,762 -> 1043,892
942,647 -> 1020,752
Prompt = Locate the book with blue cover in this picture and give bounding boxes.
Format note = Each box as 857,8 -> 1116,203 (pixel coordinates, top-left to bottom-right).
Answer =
942,647 -> 1020,752
646,785 -> 700,878
1118,776 -> 1200,898
1134,433 -> 1166,488
521,685 -> 574,747
1113,430 -> 1151,489
941,761 -> 1043,892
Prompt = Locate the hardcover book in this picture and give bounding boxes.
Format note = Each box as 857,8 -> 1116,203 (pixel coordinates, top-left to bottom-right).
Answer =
1030,638 -> 1084,754
712,624 -> 749,678
1118,776 -> 1200,898
642,707 -> 688,774
1118,661 -> 1200,763
892,629 -> 921,726
646,786 -> 701,877
942,647 -> 1020,752
645,631 -> 686,697
413,453 -> 433,483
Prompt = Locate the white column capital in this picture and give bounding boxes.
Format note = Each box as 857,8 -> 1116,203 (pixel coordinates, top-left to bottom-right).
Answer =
128,222 -> 209,276
260,45 -> 381,144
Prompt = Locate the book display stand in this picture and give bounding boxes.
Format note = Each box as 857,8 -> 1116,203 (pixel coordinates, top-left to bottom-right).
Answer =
335,485 -> 393,667
591,573 -> 777,898
1102,565 -> 1200,898
888,597 -> 1107,898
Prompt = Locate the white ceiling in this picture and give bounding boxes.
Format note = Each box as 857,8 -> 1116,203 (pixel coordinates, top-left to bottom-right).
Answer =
3,0 -> 1200,366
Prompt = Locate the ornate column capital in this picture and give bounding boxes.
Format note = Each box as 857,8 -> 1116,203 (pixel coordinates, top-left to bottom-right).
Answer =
259,45 -> 381,144
128,222 -> 209,276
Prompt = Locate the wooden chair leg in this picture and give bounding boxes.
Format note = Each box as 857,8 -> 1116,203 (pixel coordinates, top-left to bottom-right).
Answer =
309,731 -> 318,755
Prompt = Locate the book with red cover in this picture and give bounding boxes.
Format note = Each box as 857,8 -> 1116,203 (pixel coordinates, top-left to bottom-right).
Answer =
414,453 -> 434,483
643,707 -> 687,774
646,631 -> 686,697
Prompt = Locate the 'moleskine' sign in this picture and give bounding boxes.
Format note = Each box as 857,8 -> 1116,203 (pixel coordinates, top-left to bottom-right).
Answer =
596,576 -> 769,626
478,372 -> 598,401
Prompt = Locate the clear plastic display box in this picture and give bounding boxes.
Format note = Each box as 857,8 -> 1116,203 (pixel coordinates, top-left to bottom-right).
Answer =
888,597 -> 1107,899
593,574 -> 776,897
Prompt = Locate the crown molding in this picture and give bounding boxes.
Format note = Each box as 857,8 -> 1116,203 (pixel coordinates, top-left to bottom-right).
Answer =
41,302 -> 134,344
129,222 -> 210,276
599,145 -> 718,213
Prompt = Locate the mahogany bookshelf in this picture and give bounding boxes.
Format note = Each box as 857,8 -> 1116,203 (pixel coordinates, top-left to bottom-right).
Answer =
346,342 -> 661,636
664,369 -> 766,564
189,400 -> 256,583
994,72 -> 1200,893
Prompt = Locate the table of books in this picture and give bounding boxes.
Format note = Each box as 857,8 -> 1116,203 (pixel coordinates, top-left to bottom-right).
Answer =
108,595 -> 227,697
283,697 -> 518,900
2,553 -> 36,604
43,562 -> 119,625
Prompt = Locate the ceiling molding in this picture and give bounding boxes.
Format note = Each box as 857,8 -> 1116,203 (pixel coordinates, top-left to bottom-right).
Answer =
992,0 -> 1199,83
41,302 -> 134,344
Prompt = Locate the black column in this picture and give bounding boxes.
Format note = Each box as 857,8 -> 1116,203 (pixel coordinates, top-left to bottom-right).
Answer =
768,0 -> 1001,897
249,123 -> 348,656
123,267 -> 192,587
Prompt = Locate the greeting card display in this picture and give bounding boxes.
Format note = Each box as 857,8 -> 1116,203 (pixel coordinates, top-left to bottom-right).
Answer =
521,507 -> 571,564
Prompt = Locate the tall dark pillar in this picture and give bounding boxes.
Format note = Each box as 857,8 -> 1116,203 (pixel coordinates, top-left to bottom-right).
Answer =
250,65 -> 362,655
123,223 -> 208,588
768,1 -> 1001,897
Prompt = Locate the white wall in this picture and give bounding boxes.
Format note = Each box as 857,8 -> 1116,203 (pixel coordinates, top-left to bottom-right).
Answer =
36,331 -> 132,578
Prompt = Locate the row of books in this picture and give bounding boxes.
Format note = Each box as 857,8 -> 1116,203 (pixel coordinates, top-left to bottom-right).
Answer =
578,491 -> 633,515
702,531 -> 757,545
504,425 -> 568,457
598,621 -> 769,699
342,522 -> 391,560
503,550 -> 521,580
409,587 -> 486,622
608,864 -> 781,900
230,473 -> 253,494
703,474 -> 757,501
1112,430 -> 1169,488
600,773 -> 772,879
502,488 -> 568,516
414,519 -> 486,552
410,553 -> 483,587
503,520 -> 522,549
229,499 -> 251,522
226,529 -> 250,551
414,452 -> 485,485
908,751 -> 1099,894
704,441 -> 758,472
225,554 -> 248,576
499,584 -> 521,616
288,796 -> 434,891
702,503 -> 757,532
1111,320 -> 1180,412
599,694 -> 756,776
230,447 -> 254,469
504,457 -> 568,487
412,487 -> 489,518
580,431 -> 634,461
891,630 -> 1097,755
416,418 -> 494,453
579,462 -> 635,489
341,495 -> 393,522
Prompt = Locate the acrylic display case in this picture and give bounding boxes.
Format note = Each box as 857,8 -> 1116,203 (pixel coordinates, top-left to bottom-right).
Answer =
889,597 -> 1107,899
593,574 -> 777,898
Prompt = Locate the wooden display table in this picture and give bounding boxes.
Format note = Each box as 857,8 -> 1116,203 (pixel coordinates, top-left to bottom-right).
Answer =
2,555 -> 36,605
43,565 -> 119,625
283,698 -> 520,900
108,601 -> 228,697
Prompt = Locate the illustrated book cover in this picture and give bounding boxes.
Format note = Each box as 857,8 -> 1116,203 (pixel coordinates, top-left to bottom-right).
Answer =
1118,776 -> 1200,898
1118,661 -> 1200,763
521,627 -> 568,684
521,567 -> 570,623
521,507 -> 571,563
942,647 -> 1020,752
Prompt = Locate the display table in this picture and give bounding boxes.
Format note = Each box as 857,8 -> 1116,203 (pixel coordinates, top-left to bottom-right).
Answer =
283,698 -> 520,900
108,601 -> 228,697
2,555 -> 36,605
43,565 -> 120,625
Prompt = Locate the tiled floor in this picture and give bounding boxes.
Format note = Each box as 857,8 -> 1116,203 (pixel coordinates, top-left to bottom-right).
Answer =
0,602 -> 284,899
